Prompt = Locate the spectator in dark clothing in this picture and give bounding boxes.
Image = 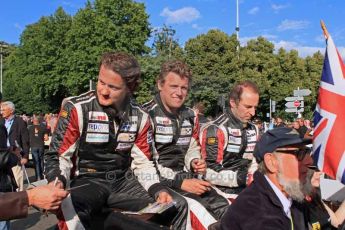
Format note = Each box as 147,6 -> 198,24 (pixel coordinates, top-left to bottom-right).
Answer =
220,128 -> 345,230
296,118 -> 308,138
193,102 -> 210,129
28,116 -> 48,181
0,101 -> 29,191
275,117 -> 286,128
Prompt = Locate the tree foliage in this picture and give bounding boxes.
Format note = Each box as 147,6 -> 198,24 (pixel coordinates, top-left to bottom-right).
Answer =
2,2 -> 326,121
3,0 -> 150,114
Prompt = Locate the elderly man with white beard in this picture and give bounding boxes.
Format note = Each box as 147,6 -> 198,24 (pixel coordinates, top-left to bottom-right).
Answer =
220,127 -> 345,230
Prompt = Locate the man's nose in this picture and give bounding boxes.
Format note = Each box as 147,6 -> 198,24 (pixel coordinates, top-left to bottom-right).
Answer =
249,107 -> 256,116
175,87 -> 182,96
100,85 -> 110,94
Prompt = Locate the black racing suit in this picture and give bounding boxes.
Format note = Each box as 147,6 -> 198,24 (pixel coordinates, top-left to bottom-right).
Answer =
143,94 -> 229,222
201,109 -> 259,194
45,91 -> 187,230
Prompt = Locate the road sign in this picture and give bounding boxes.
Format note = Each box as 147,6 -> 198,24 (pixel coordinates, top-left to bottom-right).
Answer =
285,96 -> 303,101
285,107 -> 304,113
271,100 -> 276,113
294,89 -> 311,97
285,100 -> 304,108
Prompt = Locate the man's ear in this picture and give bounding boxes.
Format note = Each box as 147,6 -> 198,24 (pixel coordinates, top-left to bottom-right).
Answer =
229,99 -> 236,108
264,153 -> 279,173
157,80 -> 163,91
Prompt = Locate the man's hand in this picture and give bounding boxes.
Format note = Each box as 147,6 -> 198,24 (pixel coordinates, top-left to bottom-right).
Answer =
181,178 -> 211,195
156,191 -> 173,204
27,185 -> 69,210
191,159 -> 207,175
20,158 -> 28,165
48,180 -> 64,189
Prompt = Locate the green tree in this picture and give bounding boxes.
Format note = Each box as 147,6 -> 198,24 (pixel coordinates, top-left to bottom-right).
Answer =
4,8 -> 72,114
3,0 -> 151,113
184,30 -> 239,116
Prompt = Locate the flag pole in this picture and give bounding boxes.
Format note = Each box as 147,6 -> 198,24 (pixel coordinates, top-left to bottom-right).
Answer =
320,20 -> 329,39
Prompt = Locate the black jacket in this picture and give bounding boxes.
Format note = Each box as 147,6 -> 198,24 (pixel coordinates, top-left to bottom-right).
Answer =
143,94 -> 201,189
0,116 -> 29,159
45,91 -> 164,197
0,191 -> 28,220
0,123 -> 18,192
220,171 -> 331,230
201,109 -> 258,189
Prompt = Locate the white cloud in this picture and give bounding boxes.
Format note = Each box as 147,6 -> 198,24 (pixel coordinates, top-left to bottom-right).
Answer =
248,7 -> 259,15
192,24 -> 203,30
277,20 -> 310,31
271,4 -> 289,12
239,34 -> 278,46
273,40 -> 324,57
160,7 -> 200,24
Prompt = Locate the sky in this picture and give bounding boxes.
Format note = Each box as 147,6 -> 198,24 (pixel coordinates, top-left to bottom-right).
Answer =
1,0 -> 345,58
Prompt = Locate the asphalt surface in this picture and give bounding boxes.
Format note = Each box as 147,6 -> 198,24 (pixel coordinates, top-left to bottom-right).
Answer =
10,167 -> 58,230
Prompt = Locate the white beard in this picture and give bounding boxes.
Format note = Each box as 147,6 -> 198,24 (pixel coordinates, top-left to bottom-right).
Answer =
277,169 -> 314,203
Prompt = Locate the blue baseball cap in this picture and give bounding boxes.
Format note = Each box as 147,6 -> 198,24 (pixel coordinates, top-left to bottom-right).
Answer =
254,127 -> 312,162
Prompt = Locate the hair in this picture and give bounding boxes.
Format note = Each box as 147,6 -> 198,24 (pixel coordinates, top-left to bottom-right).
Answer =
1,101 -> 15,112
99,52 -> 141,92
257,161 -> 268,174
229,80 -> 259,105
0,91 -> 2,101
193,102 -> 206,114
157,60 -> 192,86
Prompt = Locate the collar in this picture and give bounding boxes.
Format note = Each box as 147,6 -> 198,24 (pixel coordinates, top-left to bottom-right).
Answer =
5,115 -> 14,122
95,92 -> 132,122
264,175 -> 292,218
226,108 -> 245,129
154,93 -> 186,119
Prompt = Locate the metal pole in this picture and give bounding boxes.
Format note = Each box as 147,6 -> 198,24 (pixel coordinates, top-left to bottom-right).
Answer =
269,98 -> 272,121
235,0 -> 240,56
236,0 -> 240,41
0,46 -> 3,93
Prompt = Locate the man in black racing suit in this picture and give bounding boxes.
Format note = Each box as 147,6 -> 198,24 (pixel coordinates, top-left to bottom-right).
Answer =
143,60 -> 229,229
45,52 -> 186,230
201,80 -> 260,194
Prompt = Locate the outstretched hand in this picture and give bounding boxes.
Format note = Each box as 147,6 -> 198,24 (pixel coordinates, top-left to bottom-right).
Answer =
27,185 -> 69,210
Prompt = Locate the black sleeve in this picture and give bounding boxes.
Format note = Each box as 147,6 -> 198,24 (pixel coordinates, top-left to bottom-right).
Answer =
201,125 -> 224,172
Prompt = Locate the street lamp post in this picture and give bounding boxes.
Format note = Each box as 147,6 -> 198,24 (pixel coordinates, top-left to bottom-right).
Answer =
0,44 -> 8,93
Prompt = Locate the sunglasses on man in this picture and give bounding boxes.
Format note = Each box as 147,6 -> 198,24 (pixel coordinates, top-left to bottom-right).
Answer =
274,147 -> 312,161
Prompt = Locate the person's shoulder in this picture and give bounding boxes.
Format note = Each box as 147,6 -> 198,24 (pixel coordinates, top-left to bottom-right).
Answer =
68,91 -> 96,105
141,98 -> 156,112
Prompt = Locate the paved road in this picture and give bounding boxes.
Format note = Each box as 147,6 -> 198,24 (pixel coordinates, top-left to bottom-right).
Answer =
10,167 -> 58,230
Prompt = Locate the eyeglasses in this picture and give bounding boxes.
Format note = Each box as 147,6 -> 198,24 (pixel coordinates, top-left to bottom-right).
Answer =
275,148 -> 312,161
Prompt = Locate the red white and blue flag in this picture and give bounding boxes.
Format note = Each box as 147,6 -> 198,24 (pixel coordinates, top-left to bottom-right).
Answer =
313,33 -> 345,184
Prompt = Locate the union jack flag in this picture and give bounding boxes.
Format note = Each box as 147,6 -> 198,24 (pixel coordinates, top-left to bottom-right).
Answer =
313,33 -> 345,184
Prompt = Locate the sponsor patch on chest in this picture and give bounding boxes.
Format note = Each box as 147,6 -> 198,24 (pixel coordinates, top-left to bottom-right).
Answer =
180,127 -> 192,135
155,117 -> 172,125
117,133 -> 136,142
228,128 -> 241,136
246,130 -> 257,142
88,111 -> 108,121
87,123 -> 109,133
119,117 -> 138,132
176,137 -> 191,145
86,133 -> 109,143
156,125 -> 173,134
155,134 -> 173,143
116,143 -> 133,150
